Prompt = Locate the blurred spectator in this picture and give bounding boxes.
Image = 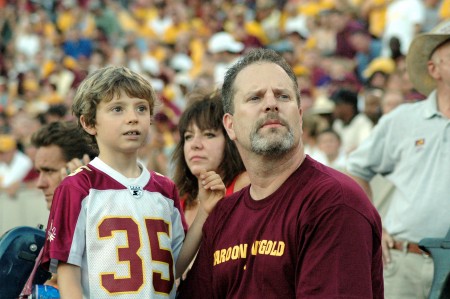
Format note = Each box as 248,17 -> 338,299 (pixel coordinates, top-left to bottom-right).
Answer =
90,0 -> 124,44
140,112 -> 177,177
123,42 -> 160,76
61,27 -> 93,60
348,27 -> 382,83
363,57 -> 396,89
14,17 -> 41,60
326,57 -> 361,94
207,31 -> 244,87
0,134 -> 33,197
308,93 -> 335,128
0,112 -> 9,134
301,48 -> 330,87
331,88 -> 373,154
362,87 -> 384,125
381,0 -> 425,57
358,0 -> 388,39
0,77 -> 8,112
44,104 -> 69,124
162,2 -> 191,46
316,128 -> 347,172
381,89 -> 404,115
146,0 -> 172,40
302,113 -> 328,164
327,8 -> 362,58
254,0 -> 282,45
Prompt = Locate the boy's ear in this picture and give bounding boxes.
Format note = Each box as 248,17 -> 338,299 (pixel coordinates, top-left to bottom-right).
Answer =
80,115 -> 96,136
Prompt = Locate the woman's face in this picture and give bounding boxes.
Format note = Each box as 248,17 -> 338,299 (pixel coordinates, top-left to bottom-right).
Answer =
183,123 -> 226,177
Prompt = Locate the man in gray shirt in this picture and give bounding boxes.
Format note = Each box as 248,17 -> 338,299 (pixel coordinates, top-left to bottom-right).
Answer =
347,20 -> 450,299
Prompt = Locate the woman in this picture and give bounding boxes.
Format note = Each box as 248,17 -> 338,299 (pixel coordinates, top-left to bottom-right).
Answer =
172,90 -> 249,227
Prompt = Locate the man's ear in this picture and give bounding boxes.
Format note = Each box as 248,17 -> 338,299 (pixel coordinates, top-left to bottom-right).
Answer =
80,115 -> 96,136
427,60 -> 441,81
223,113 -> 236,141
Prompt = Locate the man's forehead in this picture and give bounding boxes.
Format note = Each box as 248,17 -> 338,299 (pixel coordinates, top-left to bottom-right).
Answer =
34,145 -> 66,167
235,63 -> 293,92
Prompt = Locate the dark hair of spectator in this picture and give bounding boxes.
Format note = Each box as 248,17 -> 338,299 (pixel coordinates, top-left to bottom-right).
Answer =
31,121 -> 98,161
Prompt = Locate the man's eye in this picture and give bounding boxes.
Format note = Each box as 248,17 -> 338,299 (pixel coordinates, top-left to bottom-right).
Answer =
278,94 -> 290,100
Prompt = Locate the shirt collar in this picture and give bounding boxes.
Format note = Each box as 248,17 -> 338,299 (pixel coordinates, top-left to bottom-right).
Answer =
422,90 -> 440,119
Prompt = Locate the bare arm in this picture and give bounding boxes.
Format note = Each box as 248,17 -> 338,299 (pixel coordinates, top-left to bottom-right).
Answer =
57,262 -> 83,299
175,170 -> 225,278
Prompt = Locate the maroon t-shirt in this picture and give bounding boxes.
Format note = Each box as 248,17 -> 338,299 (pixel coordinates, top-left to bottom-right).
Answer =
178,156 -> 383,298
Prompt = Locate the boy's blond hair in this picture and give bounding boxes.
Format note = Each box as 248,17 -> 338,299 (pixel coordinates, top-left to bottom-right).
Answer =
72,66 -> 157,129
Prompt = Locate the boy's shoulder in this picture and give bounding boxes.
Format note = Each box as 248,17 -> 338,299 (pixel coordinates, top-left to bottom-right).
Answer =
62,164 -> 97,188
145,170 -> 178,197
60,163 -> 126,194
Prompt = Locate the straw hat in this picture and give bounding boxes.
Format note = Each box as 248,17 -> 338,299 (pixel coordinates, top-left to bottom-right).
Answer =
406,20 -> 450,96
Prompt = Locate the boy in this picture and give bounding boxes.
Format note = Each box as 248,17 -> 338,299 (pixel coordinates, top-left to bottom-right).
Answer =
42,66 -> 223,298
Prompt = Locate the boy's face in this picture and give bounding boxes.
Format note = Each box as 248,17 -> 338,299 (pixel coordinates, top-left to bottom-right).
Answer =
82,91 -> 151,159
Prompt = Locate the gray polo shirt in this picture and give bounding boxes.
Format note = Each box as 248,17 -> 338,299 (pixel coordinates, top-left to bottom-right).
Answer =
347,91 -> 450,242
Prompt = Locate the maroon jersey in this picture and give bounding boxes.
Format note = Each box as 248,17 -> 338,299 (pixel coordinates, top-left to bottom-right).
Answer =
178,156 -> 383,298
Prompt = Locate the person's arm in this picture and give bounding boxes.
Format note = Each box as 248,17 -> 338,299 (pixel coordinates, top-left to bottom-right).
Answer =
349,174 -> 373,200
296,204 -> 383,298
175,170 -> 225,278
56,262 -> 83,299
348,173 -> 396,267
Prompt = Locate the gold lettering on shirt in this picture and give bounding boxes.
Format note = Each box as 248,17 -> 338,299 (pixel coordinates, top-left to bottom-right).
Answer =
213,240 -> 285,266
214,244 -> 248,265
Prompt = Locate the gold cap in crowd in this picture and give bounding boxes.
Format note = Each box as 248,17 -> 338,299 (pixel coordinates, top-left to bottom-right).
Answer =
0,135 -> 16,152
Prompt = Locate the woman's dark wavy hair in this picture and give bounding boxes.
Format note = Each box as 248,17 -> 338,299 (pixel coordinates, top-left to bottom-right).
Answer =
172,89 -> 245,207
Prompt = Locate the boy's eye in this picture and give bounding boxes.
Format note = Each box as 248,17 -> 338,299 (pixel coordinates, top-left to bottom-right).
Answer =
112,106 -> 122,112
137,105 -> 148,112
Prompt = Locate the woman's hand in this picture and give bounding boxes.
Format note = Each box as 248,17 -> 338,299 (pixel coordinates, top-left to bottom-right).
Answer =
198,169 -> 225,215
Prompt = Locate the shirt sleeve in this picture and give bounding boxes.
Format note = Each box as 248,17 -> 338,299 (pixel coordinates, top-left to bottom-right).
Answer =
42,181 -> 87,271
346,112 -> 398,181
296,204 -> 383,298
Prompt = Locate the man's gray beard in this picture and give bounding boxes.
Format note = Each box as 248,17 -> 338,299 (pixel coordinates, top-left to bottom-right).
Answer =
250,127 -> 295,157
